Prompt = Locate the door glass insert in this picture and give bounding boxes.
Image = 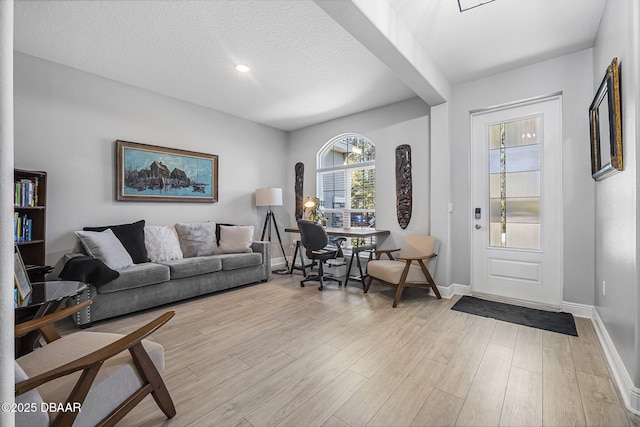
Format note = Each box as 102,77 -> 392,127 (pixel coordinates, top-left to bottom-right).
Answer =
488,117 -> 541,249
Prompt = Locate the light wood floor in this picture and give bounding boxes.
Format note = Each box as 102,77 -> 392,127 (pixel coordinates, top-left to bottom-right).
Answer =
62,274 -> 640,427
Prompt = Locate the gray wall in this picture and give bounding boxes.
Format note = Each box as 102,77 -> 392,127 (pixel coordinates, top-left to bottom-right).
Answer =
450,49 -> 595,305
287,97 -> 431,251
14,53 -> 288,265
592,0 -> 639,387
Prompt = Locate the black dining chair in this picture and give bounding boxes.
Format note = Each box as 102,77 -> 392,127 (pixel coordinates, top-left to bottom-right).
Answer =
297,219 -> 344,291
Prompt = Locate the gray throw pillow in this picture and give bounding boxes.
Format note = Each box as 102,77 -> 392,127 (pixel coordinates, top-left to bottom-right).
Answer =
75,229 -> 133,270
174,222 -> 217,258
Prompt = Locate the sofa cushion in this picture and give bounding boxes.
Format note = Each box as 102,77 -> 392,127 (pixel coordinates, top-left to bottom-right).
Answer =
75,229 -> 134,271
218,225 -> 254,254
97,262 -> 170,294
218,252 -> 263,271
83,219 -> 149,264
174,222 -> 217,257
159,256 -> 223,279
145,225 -> 184,262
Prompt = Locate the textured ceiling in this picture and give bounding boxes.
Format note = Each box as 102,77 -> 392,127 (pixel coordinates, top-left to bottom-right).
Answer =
14,0 -> 416,131
388,0 -> 607,84
14,0 -> 607,131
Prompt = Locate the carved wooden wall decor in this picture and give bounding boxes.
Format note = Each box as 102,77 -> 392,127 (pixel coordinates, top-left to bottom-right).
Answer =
295,162 -> 304,220
396,144 -> 412,229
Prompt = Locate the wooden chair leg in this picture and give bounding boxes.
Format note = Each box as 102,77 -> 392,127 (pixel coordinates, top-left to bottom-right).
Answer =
129,343 -> 176,418
364,276 -> 374,293
390,261 -> 413,308
418,260 -> 442,299
392,283 -> 404,308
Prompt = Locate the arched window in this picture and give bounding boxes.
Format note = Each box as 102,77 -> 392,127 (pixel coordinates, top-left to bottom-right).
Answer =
316,134 -> 375,231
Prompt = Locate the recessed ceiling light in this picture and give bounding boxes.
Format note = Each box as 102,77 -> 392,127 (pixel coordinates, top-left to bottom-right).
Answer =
235,64 -> 250,73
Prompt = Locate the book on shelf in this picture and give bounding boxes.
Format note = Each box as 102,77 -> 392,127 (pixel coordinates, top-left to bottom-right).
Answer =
14,213 -> 32,242
14,177 -> 39,207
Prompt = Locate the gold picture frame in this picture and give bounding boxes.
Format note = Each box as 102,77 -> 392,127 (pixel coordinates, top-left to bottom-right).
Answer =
116,140 -> 219,202
589,57 -> 623,180
14,246 -> 32,302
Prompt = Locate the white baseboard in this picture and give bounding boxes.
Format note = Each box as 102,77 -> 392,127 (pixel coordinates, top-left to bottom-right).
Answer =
592,308 -> 640,415
438,283 -> 471,299
561,301 -> 594,318
271,256 -> 287,269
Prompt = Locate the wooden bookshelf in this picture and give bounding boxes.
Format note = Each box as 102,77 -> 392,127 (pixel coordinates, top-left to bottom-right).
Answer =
14,169 -> 48,281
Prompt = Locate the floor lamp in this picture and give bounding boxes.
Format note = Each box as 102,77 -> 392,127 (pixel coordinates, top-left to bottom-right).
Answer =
256,188 -> 289,273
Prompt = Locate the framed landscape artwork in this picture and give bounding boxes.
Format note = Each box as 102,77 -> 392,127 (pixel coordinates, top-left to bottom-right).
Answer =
116,140 -> 219,202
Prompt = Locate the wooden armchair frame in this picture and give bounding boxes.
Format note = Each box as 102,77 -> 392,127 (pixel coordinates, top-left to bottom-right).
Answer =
364,248 -> 441,308
15,301 -> 176,427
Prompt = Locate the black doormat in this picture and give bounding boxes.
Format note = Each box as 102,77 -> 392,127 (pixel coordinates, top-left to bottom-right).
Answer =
451,296 -> 578,336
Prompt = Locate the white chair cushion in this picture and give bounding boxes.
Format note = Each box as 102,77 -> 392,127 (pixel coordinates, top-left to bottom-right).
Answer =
15,361 -> 49,427
368,260 -> 432,284
16,331 -> 164,426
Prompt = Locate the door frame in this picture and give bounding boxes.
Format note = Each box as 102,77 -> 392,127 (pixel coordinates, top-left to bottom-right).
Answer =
469,94 -> 564,308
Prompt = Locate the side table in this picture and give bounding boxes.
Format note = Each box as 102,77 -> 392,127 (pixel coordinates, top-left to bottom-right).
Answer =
15,281 -> 88,356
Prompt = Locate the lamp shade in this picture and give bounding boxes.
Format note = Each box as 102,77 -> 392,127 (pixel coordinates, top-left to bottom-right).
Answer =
255,188 -> 283,207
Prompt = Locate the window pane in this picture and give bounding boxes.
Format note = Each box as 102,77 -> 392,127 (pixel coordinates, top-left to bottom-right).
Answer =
489,124 -> 502,149
350,168 -> 375,210
319,145 -> 343,168
490,223 -> 503,247
505,223 -> 540,249
505,198 -> 540,223
504,118 -> 541,148
506,171 -> 540,198
490,174 -> 500,198
489,118 -> 541,249
346,136 -> 363,164
318,170 -> 346,210
506,145 -> 540,172
490,145 -> 540,173
489,198 -> 502,223
317,134 -> 375,237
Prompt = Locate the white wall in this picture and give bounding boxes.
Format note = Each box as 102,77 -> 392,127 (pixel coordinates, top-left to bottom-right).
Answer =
592,0 -> 639,388
450,49 -> 595,305
0,2 -> 14,423
287,97 -> 431,251
13,53 -> 288,265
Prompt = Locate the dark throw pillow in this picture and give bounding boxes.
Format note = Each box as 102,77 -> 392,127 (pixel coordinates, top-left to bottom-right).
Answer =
84,219 -> 149,264
59,255 -> 120,287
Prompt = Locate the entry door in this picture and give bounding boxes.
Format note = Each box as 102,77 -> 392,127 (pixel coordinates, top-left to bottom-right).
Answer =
471,97 -> 562,306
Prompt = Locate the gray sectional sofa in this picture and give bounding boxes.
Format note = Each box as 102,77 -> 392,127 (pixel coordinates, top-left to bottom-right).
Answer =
68,242 -> 269,326
58,220 -> 271,326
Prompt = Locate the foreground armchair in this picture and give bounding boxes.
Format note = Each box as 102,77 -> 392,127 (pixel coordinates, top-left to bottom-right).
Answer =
14,301 -> 176,426
364,235 -> 442,307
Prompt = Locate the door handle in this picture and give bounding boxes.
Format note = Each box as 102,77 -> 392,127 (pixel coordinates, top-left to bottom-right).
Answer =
475,224 -> 486,230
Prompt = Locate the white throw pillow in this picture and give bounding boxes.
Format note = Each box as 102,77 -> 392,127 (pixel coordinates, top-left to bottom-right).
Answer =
218,225 -> 254,254
174,222 -> 217,258
75,229 -> 133,270
144,225 -> 184,262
